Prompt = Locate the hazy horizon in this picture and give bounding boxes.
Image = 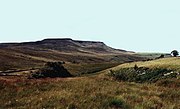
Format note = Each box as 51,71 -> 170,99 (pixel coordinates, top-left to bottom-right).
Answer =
0,0 -> 179,53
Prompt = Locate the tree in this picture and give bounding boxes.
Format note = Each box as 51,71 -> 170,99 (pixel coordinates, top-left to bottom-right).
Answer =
159,54 -> 165,58
171,50 -> 179,57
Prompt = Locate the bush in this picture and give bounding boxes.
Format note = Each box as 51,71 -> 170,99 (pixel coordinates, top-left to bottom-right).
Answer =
31,62 -> 72,78
67,103 -> 77,109
109,67 -> 173,83
171,50 -> 179,57
134,64 -> 138,70
108,98 -> 130,109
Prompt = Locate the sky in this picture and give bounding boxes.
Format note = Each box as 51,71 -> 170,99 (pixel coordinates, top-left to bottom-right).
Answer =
0,0 -> 179,53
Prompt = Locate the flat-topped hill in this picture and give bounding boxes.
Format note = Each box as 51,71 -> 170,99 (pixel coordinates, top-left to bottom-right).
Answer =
0,38 -> 144,71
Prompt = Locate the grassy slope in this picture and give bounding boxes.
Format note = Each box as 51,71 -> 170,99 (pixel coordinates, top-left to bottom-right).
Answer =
136,53 -> 171,59
0,57 -> 180,109
0,47 -> 143,76
0,46 -> 145,78
64,63 -> 120,76
112,57 -> 180,72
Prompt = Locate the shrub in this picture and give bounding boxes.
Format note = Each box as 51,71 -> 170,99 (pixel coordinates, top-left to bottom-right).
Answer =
108,98 -> 130,109
67,103 -> 77,109
134,64 -> 138,70
31,62 -> 72,78
109,67 -> 173,83
171,50 -> 179,57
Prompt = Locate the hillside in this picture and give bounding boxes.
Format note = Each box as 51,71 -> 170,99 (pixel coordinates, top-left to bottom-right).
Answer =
0,38 -> 129,54
0,38 -> 144,75
109,57 -> 180,71
0,57 -> 179,108
99,57 -> 180,86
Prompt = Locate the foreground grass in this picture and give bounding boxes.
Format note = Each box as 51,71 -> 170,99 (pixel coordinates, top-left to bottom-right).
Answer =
0,76 -> 179,109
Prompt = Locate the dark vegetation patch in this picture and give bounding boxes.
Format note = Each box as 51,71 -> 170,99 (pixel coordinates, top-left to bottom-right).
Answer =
109,66 -> 178,83
107,97 -> 131,109
31,62 -> 72,78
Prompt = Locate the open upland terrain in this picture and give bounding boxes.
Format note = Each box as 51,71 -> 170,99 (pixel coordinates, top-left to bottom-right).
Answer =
0,38 -> 144,76
0,39 -> 179,109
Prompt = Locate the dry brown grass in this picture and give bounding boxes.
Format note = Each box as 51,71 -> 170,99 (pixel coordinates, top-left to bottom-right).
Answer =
1,56 -> 179,108
0,75 -> 179,109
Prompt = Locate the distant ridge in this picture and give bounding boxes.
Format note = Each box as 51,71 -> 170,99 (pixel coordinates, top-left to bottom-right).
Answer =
0,38 -> 129,54
0,38 -> 144,71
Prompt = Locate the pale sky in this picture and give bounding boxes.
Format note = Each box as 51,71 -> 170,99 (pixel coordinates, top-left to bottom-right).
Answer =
0,0 -> 179,53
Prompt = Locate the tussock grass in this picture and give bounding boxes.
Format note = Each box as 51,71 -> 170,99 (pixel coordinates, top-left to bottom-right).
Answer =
0,76 -> 179,109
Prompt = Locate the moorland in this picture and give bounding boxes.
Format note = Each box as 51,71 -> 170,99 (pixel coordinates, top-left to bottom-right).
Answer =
0,39 -> 179,109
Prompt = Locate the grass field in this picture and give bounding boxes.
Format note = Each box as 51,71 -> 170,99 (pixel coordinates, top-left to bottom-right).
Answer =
112,57 -> 180,72
1,76 -> 179,109
0,57 -> 180,109
64,63 -> 120,76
